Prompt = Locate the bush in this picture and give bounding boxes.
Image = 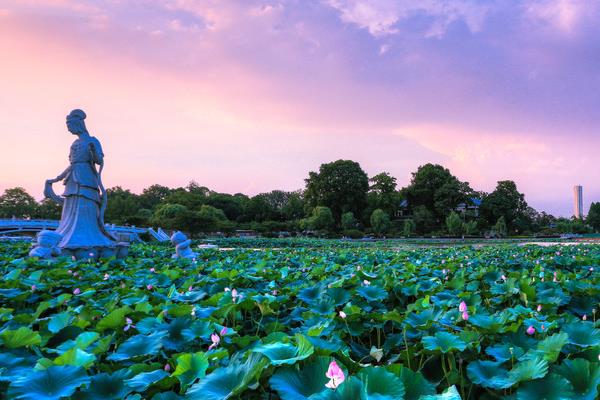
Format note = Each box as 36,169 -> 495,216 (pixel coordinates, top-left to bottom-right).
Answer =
342,229 -> 364,239
445,211 -> 463,236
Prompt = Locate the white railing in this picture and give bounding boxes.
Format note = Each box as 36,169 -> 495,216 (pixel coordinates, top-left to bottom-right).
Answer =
0,219 -> 166,240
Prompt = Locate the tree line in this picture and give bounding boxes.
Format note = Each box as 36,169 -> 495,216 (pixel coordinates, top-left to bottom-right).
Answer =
1,161 -> 599,237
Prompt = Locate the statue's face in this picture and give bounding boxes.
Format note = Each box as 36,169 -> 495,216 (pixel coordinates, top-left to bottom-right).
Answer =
66,119 -> 79,135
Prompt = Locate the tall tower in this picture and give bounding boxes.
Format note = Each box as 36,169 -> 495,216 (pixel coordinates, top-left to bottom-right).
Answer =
573,185 -> 583,219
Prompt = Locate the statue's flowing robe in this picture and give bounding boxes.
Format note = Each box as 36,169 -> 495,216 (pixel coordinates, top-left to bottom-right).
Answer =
56,135 -> 115,249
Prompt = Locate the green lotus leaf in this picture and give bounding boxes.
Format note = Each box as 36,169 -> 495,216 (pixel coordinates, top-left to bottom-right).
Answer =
48,312 -> 73,334
535,332 -> 568,362
253,334 -> 314,366
126,369 -> 169,392
404,309 -> 441,329
554,358 -> 600,400
563,322 -> 600,347
153,392 -> 183,400
515,373 -> 575,400
466,360 -> 510,389
0,327 -> 41,348
356,366 -> 405,400
53,348 -> 96,368
467,313 -> 506,333
186,353 -> 267,400
107,331 -> 166,361
325,287 -> 350,306
356,286 -> 388,302
419,385 -> 462,399
8,365 -> 90,400
55,331 -> 100,354
505,356 -> 548,386
269,356 -> 331,400
485,343 -> 524,362
311,376 -> 364,400
172,352 -> 209,389
298,287 -> 324,303
422,332 -> 467,353
80,369 -> 133,400
386,364 -> 436,400
309,298 -> 336,315
96,306 -> 131,331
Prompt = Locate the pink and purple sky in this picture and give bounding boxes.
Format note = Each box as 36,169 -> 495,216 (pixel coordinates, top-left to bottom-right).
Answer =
1,0 -> 598,217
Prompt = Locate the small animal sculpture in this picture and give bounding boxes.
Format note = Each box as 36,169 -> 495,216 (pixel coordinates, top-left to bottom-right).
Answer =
29,230 -> 62,259
171,231 -> 197,259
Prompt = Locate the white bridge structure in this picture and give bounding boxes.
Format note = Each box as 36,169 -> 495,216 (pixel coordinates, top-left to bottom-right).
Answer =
0,219 -> 170,242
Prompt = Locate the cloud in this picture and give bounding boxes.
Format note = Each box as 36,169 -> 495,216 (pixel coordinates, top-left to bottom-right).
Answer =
324,0 -> 491,37
524,0 -> 586,34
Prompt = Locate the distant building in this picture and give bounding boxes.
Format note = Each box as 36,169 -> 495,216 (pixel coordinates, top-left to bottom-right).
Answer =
573,185 -> 583,219
456,197 -> 482,217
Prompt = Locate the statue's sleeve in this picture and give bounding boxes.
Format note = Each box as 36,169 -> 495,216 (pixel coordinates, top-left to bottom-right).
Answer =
90,137 -> 104,165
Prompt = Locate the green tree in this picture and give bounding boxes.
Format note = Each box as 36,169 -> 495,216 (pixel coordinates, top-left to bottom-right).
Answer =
36,198 -> 62,220
194,204 -> 230,233
480,181 -> 530,233
587,202 -> 600,232
0,187 -> 38,218
370,209 -> 390,236
105,187 -> 140,225
139,184 -> 173,210
463,220 -> 478,236
445,211 -> 463,236
412,205 -> 437,234
151,203 -> 190,231
403,164 -> 472,230
304,160 -> 369,223
403,219 -> 416,237
493,216 -> 507,237
367,172 -> 399,217
308,206 -> 335,232
341,211 -> 357,230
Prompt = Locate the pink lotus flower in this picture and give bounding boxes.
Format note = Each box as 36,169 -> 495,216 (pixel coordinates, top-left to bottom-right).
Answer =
73,288 -> 80,295
188,286 -> 193,292
208,333 -> 220,350
31,285 -> 36,291
146,284 -> 153,290
124,317 -> 135,331
526,326 -> 536,335
501,275 -> 507,281
462,311 -> 469,321
220,327 -> 227,336
150,267 -> 156,273
339,311 -> 347,319
103,273 -> 109,280
164,363 -> 171,372
231,289 -> 239,302
459,301 -> 467,313
583,314 -> 587,321
537,304 -> 542,312
363,280 -> 371,286
325,360 -> 345,389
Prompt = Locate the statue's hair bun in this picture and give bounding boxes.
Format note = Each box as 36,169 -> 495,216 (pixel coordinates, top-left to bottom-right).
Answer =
67,109 -> 86,121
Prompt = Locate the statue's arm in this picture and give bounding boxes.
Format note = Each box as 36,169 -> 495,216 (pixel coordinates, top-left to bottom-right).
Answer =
47,167 -> 70,184
90,137 -> 104,166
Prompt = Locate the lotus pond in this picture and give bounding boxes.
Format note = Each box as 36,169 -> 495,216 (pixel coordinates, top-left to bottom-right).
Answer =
0,240 -> 599,400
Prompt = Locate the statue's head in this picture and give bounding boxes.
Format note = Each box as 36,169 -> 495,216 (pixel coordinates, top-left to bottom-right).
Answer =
66,109 -> 88,135
171,231 -> 188,245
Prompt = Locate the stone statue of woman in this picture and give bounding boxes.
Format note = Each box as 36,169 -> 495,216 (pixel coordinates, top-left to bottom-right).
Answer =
41,109 -> 117,259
